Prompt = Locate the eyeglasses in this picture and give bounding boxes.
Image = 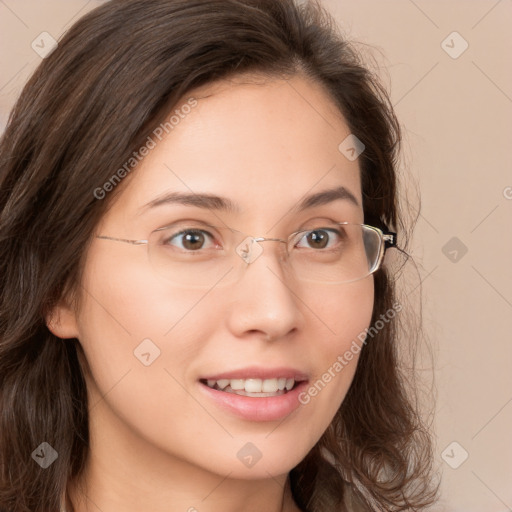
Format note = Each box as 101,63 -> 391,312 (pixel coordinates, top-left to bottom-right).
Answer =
96,221 -> 396,288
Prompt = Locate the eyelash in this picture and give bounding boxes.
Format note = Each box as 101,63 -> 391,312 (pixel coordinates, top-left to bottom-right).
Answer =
161,226 -> 347,252
166,228 -> 219,251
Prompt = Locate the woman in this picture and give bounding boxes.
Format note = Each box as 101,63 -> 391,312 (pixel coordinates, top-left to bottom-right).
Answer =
0,0 -> 437,510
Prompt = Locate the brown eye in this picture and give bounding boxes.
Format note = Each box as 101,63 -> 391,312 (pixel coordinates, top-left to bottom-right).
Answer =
165,229 -> 215,251
306,230 -> 329,249
296,228 -> 341,250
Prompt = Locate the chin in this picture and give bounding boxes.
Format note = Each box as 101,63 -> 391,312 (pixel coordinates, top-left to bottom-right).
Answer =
203,436 -> 312,481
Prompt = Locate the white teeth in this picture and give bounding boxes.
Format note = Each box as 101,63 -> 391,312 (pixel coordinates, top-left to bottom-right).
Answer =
204,377 -> 297,393
216,379 -> 230,390
262,378 -> 278,392
224,388 -> 285,397
230,379 -> 245,390
245,379 -> 262,393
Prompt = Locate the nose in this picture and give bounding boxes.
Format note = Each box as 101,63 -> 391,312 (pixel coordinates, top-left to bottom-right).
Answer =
224,242 -> 304,342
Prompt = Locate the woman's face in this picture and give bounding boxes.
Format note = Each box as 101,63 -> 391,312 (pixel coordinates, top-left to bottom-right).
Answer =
56,74 -> 374,480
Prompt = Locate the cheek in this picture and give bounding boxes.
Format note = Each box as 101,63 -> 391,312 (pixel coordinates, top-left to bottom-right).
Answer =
311,277 -> 375,347
74,247 -> 211,404
300,277 -> 374,414
73,250 -> 218,451
77,242 -> 208,342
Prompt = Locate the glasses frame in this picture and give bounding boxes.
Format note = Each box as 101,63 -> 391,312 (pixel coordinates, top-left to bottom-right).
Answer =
96,222 -> 397,284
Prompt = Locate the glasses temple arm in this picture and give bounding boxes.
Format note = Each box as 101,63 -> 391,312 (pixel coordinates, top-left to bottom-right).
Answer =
383,231 -> 397,250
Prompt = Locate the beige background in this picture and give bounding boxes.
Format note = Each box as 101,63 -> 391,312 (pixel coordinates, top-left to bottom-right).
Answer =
1,1 -> 511,510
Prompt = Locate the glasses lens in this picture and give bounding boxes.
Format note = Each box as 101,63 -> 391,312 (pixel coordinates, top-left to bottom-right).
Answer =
363,225 -> 384,274
147,222 -> 383,287
289,224 -> 382,285
148,223 -> 236,288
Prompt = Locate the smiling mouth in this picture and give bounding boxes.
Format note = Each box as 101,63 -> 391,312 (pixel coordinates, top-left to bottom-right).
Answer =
199,377 -> 301,397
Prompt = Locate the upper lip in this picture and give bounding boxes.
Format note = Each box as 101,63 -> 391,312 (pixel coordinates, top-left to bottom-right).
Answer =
200,366 -> 309,381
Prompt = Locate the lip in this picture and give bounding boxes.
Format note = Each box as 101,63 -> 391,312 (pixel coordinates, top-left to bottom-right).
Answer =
200,366 -> 309,381
198,379 -> 309,422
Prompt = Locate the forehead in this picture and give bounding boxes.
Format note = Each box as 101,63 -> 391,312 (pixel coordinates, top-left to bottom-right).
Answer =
104,73 -> 363,228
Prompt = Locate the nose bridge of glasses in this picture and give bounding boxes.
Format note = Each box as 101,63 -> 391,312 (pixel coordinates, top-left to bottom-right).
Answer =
253,236 -> 287,244
233,232 -> 289,266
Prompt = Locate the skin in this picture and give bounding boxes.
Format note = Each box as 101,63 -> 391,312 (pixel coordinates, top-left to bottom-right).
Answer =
48,73 -> 374,512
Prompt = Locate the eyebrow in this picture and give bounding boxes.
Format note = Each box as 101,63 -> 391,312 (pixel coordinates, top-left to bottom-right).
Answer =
292,186 -> 360,212
140,185 -> 360,214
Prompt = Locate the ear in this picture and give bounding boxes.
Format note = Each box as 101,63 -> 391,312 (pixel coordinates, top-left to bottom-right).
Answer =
46,298 -> 80,339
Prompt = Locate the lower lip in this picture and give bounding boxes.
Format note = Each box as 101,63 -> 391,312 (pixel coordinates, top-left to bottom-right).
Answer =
198,381 -> 309,422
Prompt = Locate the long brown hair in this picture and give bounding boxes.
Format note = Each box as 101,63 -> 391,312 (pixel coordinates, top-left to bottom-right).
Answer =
0,1 -> 437,510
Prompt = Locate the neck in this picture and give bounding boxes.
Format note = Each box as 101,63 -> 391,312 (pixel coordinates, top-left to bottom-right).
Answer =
65,470 -> 302,512
64,406 -> 302,512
